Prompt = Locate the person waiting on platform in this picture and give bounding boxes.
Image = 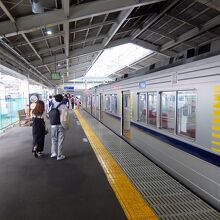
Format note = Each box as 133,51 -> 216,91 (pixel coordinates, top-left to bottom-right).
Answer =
49,94 -> 70,161
75,97 -> 81,109
32,100 -> 47,158
46,95 -> 53,116
62,94 -> 69,108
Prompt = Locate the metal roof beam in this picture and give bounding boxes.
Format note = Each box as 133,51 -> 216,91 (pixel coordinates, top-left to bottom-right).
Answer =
131,0 -> 179,40
0,37 -> 56,87
62,0 -> 69,57
49,61 -> 92,72
0,0 -> 15,23
21,33 -> 42,61
14,32 -> 63,47
31,44 -> 104,67
148,28 -> 176,40
131,38 -> 176,57
62,0 -> 70,77
13,20 -> 116,47
56,63 -> 92,74
106,37 -> 131,48
0,0 -> 166,37
85,8 -> 133,77
102,8 -> 133,47
132,38 -> 159,51
31,35 -> 177,68
26,35 -> 106,57
32,37 -> 131,67
21,33 -> 53,74
161,15 -> 220,51
165,12 -> 219,38
196,0 -> 220,11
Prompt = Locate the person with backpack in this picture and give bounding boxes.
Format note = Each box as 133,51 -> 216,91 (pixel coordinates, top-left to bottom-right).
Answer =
49,94 -> 70,160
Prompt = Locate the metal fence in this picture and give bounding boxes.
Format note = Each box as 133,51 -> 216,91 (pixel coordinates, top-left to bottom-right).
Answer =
0,98 -> 27,130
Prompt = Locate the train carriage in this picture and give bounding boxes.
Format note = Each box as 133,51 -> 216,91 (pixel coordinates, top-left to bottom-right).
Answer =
83,54 -> 220,210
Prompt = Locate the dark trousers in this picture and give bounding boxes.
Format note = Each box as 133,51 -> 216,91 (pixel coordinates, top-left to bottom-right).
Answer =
32,118 -> 45,152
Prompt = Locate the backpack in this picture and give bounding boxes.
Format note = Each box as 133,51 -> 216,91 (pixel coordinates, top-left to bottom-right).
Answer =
60,107 -> 70,130
48,103 -> 62,125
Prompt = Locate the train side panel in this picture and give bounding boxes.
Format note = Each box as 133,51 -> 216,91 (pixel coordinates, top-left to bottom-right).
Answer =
84,55 -> 220,209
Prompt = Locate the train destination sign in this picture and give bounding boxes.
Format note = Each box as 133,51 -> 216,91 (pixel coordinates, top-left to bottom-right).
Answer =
139,81 -> 146,88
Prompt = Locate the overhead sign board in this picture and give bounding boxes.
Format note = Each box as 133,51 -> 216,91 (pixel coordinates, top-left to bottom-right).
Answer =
64,86 -> 74,91
51,72 -> 61,80
139,81 -> 146,88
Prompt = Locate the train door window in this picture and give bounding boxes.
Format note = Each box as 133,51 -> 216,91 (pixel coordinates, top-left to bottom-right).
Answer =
111,94 -> 118,115
147,92 -> 157,126
88,95 -> 92,113
122,92 -> 131,139
161,92 -> 176,132
96,95 -> 99,119
177,90 -> 196,139
104,95 -> 107,110
92,95 -> 96,116
105,95 -> 110,111
100,94 -> 104,121
138,93 -> 147,123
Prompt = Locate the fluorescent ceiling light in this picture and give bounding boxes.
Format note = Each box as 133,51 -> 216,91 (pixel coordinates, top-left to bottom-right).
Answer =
85,43 -> 152,78
47,30 -> 52,35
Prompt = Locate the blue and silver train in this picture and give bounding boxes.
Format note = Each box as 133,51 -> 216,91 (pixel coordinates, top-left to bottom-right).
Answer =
83,54 -> 220,210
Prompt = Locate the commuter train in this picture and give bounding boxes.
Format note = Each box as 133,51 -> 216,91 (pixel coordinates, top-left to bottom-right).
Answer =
82,54 -> 220,210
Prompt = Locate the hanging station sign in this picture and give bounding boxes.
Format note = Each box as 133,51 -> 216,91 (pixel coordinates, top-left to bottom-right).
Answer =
51,72 -> 61,80
64,86 -> 74,91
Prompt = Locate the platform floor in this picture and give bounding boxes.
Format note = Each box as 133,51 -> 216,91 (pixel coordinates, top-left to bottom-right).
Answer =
0,112 -> 126,220
0,110 -> 219,220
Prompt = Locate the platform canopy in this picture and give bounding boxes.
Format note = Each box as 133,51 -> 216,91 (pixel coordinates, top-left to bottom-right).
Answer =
0,0 -> 220,87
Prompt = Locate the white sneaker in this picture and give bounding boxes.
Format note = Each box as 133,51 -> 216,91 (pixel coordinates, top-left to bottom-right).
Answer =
51,153 -> 57,158
57,155 -> 66,161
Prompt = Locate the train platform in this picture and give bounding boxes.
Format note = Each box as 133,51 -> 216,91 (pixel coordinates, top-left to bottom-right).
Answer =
0,109 -> 219,220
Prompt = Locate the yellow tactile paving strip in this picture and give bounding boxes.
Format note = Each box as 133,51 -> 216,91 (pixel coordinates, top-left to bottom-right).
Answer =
75,110 -> 159,220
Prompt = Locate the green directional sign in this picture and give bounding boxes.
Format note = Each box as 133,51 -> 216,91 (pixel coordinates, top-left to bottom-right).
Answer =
51,72 -> 61,80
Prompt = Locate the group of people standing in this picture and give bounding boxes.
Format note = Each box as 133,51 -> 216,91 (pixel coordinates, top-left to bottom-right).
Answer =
32,94 -> 70,161
47,93 -> 81,113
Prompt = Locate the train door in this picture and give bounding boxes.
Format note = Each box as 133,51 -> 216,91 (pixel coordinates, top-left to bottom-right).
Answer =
100,93 -> 104,121
89,95 -> 92,114
122,91 -> 131,139
96,94 -> 100,120
92,95 -> 96,116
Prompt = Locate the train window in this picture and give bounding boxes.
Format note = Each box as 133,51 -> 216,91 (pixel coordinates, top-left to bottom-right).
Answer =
147,92 -> 157,126
177,91 -> 196,139
87,96 -> 92,113
96,95 -> 99,118
187,48 -> 195,58
138,93 -> 147,123
92,95 -> 96,115
198,43 -> 210,55
110,94 -> 118,115
105,95 -> 110,111
161,92 -> 176,132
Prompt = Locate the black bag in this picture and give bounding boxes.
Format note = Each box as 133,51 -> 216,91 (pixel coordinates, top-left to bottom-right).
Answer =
48,103 -> 62,125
